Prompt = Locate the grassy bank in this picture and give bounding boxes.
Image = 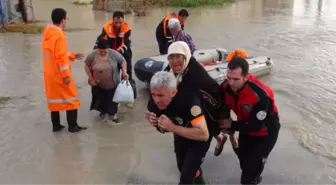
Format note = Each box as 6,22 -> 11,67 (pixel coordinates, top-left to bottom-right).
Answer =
170,0 -> 231,7
87,0 -> 232,9
72,0 -> 93,6
0,22 -> 45,34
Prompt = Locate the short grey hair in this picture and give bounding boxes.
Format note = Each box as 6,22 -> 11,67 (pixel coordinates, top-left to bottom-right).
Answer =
168,18 -> 181,30
150,71 -> 177,90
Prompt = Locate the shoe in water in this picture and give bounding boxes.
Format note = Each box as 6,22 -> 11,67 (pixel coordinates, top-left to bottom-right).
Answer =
107,114 -> 119,123
68,125 -> 87,133
99,112 -> 106,118
53,125 -> 65,132
127,103 -> 134,108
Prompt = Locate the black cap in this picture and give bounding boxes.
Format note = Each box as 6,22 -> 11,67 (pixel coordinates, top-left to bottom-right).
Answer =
97,39 -> 109,49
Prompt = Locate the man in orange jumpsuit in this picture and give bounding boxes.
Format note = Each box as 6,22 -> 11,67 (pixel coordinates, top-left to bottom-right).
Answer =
94,11 -> 137,107
41,8 -> 87,133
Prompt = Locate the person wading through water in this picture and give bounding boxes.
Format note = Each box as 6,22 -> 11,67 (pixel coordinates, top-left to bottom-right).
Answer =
147,41 -> 231,157
146,71 -> 209,184
220,56 -> 281,185
94,11 -> 136,108
41,8 -> 87,133
85,39 -> 129,123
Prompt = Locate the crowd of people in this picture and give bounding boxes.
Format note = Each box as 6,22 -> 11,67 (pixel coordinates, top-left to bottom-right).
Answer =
41,7 -> 281,185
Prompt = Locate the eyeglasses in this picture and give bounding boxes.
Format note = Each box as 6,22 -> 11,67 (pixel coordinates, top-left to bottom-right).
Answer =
168,54 -> 184,61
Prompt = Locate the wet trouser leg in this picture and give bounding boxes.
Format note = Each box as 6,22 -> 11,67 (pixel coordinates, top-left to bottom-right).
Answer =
66,109 -> 78,128
125,56 -> 137,100
51,109 -> 78,128
155,30 -> 167,55
237,128 -> 280,185
157,41 -> 167,55
107,88 -> 118,115
99,88 -> 117,115
99,88 -> 108,115
174,136 -> 211,184
51,111 -> 61,127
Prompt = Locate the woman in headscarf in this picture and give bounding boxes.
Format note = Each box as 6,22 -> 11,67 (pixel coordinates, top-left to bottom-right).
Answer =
147,41 -> 230,157
84,39 -> 129,123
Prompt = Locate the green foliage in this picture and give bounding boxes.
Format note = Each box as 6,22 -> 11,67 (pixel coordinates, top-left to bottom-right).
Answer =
170,0 -> 231,7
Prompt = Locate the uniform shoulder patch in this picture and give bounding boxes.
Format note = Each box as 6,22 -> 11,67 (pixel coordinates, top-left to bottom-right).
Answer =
256,111 -> 267,120
190,105 -> 202,117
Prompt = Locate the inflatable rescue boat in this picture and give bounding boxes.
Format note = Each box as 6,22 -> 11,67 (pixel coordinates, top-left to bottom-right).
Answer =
134,48 -> 274,84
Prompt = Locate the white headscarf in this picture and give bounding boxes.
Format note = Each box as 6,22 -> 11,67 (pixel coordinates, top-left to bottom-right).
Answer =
167,41 -> 192,84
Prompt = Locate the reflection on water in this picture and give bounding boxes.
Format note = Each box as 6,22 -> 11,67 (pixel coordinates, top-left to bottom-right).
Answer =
0,0 -> 335,183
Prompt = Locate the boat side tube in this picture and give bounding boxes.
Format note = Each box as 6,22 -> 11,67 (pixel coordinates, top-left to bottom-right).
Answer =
134,58 -> 166,83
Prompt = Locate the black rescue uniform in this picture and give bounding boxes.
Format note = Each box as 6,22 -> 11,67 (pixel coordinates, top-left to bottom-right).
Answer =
220,74 -> 281,185
160,57 -> 230,137
94,21 -> 137,99
155,12 -> 185,55
148,91 -> 210,184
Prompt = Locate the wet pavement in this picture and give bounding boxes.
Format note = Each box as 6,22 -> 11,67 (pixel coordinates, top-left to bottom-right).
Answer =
0,0 -> 336,183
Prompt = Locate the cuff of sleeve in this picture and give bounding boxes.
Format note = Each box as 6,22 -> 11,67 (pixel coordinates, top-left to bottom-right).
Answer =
191,115 -> 205,125
68,52 -> 76,61
59,64 -> 71,77
60,70 -> 71,78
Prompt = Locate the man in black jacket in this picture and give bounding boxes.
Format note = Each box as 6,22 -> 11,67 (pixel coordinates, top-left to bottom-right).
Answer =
155,9 -> 189,55
146,71 -> 210,184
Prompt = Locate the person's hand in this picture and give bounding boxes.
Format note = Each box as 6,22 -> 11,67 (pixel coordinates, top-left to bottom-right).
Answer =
220,118 -> 232,129
75,53 -> 84,60
64,76 -> 71,85
89,78 -> 97,86
158,115 -> 175,132
145,111 -> 158,127
229,134 -> 238,148
122,72 -> 129,80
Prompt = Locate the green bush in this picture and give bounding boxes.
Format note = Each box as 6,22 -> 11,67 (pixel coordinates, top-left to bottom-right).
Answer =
170,0 -> 230,7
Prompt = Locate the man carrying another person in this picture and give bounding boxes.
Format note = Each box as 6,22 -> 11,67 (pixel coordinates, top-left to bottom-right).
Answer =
146,71 -> 209,184
156,9 -> 189,55
94,11 -> 136,108
159,41 -> 229,156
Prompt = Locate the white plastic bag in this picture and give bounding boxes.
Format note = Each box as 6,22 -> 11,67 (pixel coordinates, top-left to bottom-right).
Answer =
113,80 -> 135,103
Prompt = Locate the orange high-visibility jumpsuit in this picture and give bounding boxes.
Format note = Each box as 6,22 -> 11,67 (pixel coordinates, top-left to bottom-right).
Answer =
41,24 -> 80,112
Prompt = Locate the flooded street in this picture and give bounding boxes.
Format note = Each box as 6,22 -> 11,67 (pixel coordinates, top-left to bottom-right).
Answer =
0,0 -> 336,183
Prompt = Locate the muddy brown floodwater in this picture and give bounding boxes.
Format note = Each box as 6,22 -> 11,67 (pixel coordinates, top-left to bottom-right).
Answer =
0,0 -> 336,183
